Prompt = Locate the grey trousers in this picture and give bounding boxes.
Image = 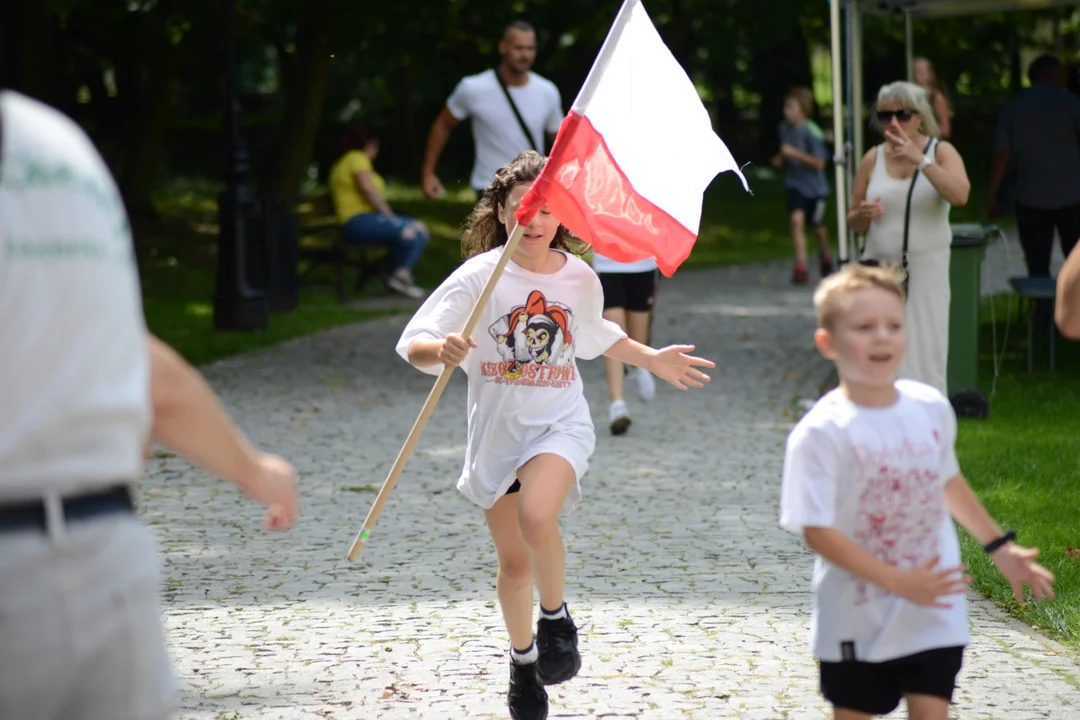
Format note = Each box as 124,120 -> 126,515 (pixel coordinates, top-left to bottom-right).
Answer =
0,508 -> 176,720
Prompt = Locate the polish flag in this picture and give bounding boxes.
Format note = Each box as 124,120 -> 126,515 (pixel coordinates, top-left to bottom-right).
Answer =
515,0 -> 748,278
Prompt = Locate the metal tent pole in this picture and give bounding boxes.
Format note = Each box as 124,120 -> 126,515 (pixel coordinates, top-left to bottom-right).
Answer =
830,0 -> 850,263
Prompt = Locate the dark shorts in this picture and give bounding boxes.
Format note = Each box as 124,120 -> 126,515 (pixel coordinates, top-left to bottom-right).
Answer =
598,270 -> 659,312
819,645 -> 965,716
505,479 -> 521,495
786,188 -> 828,227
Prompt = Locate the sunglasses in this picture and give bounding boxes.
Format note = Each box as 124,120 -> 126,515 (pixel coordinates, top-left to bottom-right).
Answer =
876,109 -> 916,123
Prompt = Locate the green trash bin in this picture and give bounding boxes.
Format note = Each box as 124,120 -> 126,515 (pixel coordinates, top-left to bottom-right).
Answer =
947,223 -> 991,419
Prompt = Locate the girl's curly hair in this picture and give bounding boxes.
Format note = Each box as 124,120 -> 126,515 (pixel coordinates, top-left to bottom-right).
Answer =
461,151 -> 588,259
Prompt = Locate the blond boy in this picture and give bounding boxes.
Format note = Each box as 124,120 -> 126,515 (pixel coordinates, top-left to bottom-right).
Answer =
780,265 -> 1054,719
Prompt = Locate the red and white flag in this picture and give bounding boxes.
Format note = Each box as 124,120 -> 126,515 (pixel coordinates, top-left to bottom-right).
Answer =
515,0 -> 748,277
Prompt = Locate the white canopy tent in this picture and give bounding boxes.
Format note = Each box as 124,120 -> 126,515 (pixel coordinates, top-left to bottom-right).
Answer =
828,0 -> 1077,262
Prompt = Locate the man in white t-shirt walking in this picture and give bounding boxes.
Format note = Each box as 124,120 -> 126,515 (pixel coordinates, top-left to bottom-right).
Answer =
0,90 -> 299,720
421,20 -> 564,198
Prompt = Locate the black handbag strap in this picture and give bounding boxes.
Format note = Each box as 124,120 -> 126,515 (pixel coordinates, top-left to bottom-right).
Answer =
858,137 -> 934,261
901,137 -> 935,266
494,68 -> 540,153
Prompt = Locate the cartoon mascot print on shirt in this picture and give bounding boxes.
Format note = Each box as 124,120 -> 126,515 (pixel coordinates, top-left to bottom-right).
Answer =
488,290 -> 575,380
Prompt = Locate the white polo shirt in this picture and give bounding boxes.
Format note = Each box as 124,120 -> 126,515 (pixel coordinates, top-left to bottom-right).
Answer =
446,69 -> 563,190
0,91 -> 150,499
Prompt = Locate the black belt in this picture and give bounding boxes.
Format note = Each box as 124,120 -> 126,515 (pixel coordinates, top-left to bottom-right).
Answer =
0,485 -> 134,533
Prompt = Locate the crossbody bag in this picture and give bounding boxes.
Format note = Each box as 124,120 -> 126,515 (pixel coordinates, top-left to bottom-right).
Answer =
494,68 -> 541,153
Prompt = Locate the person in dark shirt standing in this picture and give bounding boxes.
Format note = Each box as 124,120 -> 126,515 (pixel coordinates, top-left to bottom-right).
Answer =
989,54 -> 1080,278
773,87 -> 834,285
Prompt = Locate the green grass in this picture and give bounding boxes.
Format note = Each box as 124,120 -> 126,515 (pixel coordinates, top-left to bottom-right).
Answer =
142,183 -> 401,366
955,294 -> 1080,648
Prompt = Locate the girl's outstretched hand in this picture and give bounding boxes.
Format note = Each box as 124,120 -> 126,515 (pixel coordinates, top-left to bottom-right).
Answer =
648,345 -> 715,390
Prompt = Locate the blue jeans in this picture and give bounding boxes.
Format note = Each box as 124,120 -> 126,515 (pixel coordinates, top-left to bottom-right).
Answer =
341,213 -> 429,272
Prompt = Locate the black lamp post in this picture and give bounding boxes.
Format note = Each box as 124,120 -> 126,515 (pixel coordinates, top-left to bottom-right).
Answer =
213,0 -> 268,331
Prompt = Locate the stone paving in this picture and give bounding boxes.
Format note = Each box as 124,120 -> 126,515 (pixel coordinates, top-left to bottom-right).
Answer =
144,248 -> 1080,719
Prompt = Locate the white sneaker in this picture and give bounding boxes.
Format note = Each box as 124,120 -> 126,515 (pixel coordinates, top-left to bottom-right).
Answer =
608,399 -> 631,436
632,367 -> 656,401
384,271 -> 426,300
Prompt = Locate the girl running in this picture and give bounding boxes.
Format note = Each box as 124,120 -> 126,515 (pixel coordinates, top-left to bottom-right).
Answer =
396,151 -> 715,720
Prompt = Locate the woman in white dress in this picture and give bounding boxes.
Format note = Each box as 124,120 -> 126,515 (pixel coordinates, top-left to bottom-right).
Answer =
848,81 -> 971,395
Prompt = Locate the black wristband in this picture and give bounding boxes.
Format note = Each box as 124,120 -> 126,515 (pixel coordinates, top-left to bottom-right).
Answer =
983,530 -> 1016,554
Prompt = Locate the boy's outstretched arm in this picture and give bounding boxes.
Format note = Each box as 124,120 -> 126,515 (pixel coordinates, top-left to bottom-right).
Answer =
804,527 -> 969,608
943,475 -> 1055,603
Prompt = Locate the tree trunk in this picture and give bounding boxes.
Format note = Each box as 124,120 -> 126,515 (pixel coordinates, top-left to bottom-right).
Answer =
392,57 -> 417,180
265,0 -> 338,198
120,34 -> 179,240
747,11 -> 814,159
2,1 -> 62,107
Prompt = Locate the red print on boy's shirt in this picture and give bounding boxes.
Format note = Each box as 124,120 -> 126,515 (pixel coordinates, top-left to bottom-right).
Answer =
850,434 -> 943,605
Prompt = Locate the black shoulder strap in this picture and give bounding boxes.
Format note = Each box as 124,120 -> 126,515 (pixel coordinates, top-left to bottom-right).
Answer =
901,137 -> 934,263
494,68 -> 540,153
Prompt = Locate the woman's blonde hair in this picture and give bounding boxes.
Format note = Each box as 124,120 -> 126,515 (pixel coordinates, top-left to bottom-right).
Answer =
871,81 -> 940,139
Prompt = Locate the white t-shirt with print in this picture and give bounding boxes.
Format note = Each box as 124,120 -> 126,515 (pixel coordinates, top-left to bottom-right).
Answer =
446,69 -> 563,190
0,91 -> 149,499
779,379 -> 969,663
396,249 -> 626,514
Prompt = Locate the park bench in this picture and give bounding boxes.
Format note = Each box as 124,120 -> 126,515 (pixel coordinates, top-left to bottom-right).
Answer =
296,194 -> 387,301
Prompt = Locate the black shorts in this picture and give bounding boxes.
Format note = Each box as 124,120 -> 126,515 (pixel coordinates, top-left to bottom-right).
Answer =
598,270 -> 659,312
786,188 -> 827,227
819,645 -> 965,716
505,479 -> 521,494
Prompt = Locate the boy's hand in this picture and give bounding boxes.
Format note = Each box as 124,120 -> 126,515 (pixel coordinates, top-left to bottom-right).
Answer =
439,333 -> 477,367
991,543 -> 1055,603
890,555 -> 970,608
780,143 -> 799,159
771,153 -> 783,169
646,345 -> 715,390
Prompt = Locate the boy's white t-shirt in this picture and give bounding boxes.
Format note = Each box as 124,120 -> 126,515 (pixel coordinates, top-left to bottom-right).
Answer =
0,91 -> 149,498
779,379 -> 970,663
396,249 -> 626,514
446,70 -> 563,190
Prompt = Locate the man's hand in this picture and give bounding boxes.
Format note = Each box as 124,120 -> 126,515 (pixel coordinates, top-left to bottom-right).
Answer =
238,453 -> 299,531
422,172 -> 446,200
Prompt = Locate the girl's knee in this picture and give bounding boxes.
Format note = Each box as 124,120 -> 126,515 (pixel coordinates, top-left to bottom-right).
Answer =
519,509 -> 559,548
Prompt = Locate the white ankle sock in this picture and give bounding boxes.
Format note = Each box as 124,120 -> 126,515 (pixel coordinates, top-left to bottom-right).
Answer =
540,603 -> 568,620
510,641 -> 539,665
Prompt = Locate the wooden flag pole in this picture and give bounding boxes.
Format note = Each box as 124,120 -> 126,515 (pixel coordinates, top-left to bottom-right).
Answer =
345,223 -> 527,562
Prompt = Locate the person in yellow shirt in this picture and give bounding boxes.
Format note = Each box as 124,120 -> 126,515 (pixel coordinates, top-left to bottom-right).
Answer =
328,125 -> 429,299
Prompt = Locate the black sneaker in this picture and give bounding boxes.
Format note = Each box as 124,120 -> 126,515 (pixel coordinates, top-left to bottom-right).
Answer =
508,658 -> 548,720
791,265 -> 810,285
536,606 -> 581,685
